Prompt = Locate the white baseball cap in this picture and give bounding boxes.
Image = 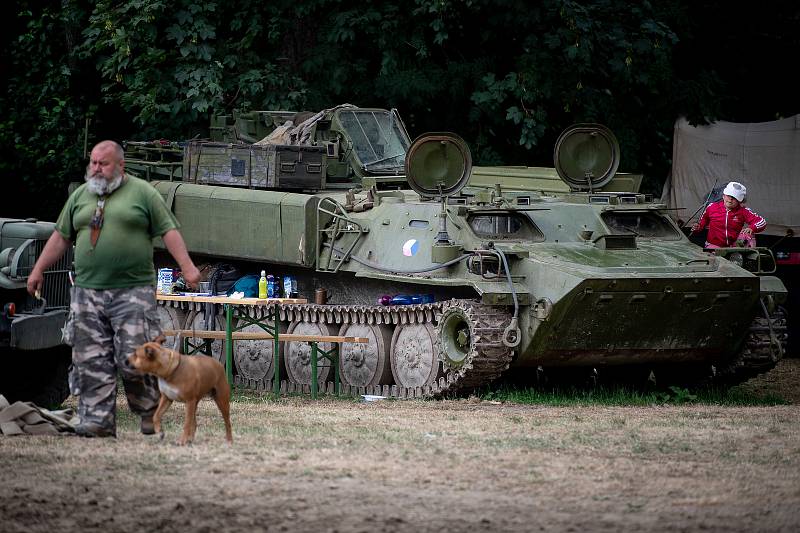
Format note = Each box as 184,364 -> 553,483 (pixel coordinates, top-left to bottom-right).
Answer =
723,181 -> 746,202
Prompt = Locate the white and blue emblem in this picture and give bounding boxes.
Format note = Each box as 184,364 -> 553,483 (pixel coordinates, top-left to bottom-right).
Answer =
402,239 -> 419,257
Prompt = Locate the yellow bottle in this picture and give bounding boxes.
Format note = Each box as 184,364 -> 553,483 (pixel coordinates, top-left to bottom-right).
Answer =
258,270 -> 267,299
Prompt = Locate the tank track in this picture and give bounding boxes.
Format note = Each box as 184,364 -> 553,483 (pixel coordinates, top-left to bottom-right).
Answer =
716,306 -> 788,386
434,300 -> 516,390
158,299 -> 515,398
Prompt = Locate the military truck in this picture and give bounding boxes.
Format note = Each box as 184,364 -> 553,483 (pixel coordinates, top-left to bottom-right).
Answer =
0,218 -> 73,406
125,110 -> 787,397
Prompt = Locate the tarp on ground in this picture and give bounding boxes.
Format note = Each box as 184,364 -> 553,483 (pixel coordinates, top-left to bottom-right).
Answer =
662,115 -> 800,236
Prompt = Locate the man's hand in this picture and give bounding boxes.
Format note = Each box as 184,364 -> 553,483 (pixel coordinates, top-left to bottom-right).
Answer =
26,231 -> 71,296
27,269 -> 44,297
162,229 -> 201,289
182,264 -> 202,289
740,226 -> 753,236
690,223 -> 701,234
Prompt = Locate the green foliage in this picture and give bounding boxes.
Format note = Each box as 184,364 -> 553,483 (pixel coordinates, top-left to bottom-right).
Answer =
482,383 -> 787,406
3,0 -> 797,218
464,0 -> 686,167
80,0 -> 309,137
0,1 -> 90,219
78,0 -> 693,164
655,386 -> 697,404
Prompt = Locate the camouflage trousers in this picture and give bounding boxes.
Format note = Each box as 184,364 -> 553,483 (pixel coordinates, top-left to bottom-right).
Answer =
64,285 -> 162,433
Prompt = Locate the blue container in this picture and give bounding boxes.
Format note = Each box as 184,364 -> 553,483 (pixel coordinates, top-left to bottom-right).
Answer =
267,275 -> 276,298
390,294 -> 413,305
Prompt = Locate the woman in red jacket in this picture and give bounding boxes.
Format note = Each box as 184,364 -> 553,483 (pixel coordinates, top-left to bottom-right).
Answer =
691,181 -> 766,248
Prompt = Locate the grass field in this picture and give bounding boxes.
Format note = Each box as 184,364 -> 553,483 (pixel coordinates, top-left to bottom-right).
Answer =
0,359 -> 798,532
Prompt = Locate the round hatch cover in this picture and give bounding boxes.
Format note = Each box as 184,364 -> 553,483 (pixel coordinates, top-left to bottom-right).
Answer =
553,123 -> 620,190
405,132 -> 472,198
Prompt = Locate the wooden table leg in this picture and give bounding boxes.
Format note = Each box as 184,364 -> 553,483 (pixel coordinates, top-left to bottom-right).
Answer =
311,342 -> 319,399
273,302 -> 281,395
225,304 -> 233,396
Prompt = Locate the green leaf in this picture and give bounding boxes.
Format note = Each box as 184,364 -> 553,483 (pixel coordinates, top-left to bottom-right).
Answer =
166,25 -> 186,44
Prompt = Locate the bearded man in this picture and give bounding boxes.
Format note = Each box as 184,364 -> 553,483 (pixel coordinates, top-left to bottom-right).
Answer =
27,140 -> 201,438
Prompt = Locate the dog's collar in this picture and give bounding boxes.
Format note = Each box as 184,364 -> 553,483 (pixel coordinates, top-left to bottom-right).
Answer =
162,348 -> 181,378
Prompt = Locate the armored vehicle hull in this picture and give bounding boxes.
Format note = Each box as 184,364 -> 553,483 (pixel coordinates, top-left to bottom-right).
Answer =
129,114 -> 787,396
152,183 -> 785,395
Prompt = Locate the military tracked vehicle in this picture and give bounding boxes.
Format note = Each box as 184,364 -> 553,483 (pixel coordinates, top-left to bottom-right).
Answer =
126,108 -> 787,397
0,218 -> 73,406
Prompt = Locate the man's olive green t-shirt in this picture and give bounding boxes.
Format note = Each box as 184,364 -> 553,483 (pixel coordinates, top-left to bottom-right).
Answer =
56,176 -> 179,289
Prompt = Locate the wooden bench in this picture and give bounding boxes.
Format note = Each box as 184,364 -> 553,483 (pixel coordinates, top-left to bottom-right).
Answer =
159,313 -> 368,398
158,294 -> 304,395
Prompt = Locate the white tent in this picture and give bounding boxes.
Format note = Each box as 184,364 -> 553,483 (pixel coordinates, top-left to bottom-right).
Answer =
663,115 -> 800,236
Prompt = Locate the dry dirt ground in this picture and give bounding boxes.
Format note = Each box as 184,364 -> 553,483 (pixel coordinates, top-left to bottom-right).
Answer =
1,359 -> 799,533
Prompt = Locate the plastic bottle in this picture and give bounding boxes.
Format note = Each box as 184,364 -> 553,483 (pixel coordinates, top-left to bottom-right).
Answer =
283,276 -> 294,298
258,270 -> 267,299
267,274 -> 275,298
382,294 -> 434,305
390,294 -> 413,305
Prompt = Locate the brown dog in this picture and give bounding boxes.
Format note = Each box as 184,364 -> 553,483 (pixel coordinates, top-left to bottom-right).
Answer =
129,335 -> 232,445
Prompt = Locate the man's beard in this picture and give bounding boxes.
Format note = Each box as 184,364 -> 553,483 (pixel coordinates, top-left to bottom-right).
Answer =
85,168 -> 124,196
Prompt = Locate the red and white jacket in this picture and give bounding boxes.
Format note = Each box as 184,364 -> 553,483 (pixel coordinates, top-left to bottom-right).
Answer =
695,200 -> 766,247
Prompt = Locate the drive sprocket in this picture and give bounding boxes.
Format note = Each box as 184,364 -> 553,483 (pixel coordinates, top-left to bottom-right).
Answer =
435,300 -> 515,392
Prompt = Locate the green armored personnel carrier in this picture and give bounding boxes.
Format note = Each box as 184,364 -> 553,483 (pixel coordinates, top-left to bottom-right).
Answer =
126,109 -> 787,396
